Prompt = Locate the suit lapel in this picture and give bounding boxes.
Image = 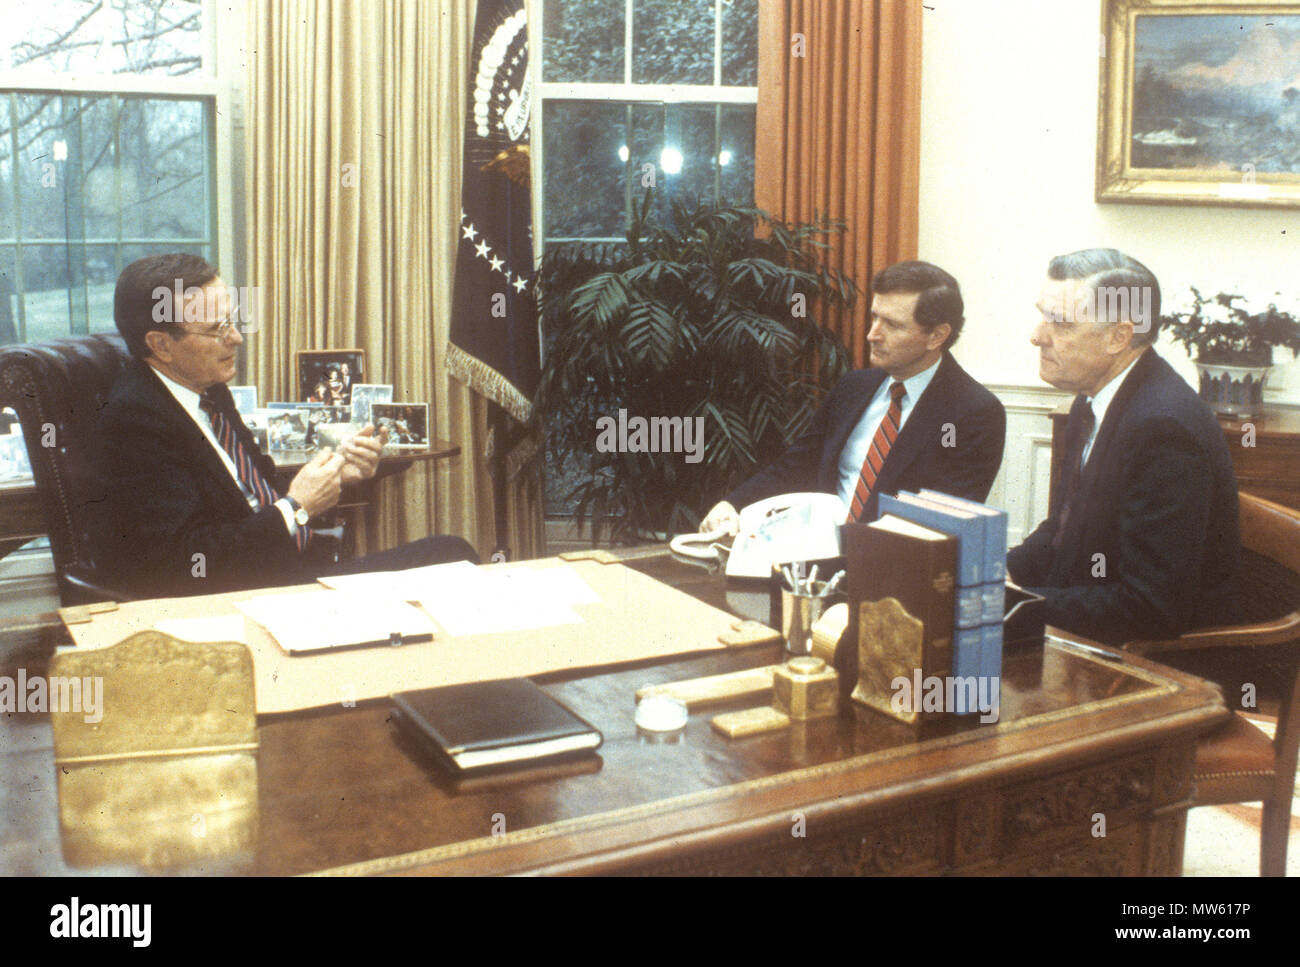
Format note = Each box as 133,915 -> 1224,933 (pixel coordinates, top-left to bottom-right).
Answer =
1055,349 -> 1158,560
821,368 -> 885,489
873,353 -> 954,493
136,364 -> 256,515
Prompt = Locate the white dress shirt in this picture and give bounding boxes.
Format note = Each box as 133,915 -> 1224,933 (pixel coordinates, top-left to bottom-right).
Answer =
150,366 -> 298,535
1081,353 -> 1142,467
836,357 -> 942,506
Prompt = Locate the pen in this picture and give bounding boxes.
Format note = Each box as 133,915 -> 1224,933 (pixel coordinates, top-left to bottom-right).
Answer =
806,565 -> 819,593
1054,639 -> 1124,662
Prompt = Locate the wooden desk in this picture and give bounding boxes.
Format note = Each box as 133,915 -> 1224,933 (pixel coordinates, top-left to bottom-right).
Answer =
0,555 -> 1226,876
1050,404 -> 1300,510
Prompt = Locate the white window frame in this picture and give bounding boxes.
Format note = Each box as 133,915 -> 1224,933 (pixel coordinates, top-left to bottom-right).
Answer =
534,0 -> 758,247
0,0 -> 241,339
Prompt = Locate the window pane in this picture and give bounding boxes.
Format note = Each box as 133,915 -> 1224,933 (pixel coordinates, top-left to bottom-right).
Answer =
543,0 -> 625,83
5,0 -> 203,76
0,246 -> 16,344
718,103 -> 755,205
633,0 -> 715,85
544,101 -> 628,238
721,0 -> 758,86
118,99 -> 209,239
629,102 -> 667,225
672,104 -> 718,208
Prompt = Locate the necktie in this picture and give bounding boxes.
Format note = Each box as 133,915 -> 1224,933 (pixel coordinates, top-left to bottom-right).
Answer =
200,392 -> 310,552
848,381 -> 906,523
1052,395 -> 1096,549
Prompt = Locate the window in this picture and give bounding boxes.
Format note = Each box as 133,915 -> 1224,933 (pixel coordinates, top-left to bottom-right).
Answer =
539,0 -> 758,245
0,0 -> 220,345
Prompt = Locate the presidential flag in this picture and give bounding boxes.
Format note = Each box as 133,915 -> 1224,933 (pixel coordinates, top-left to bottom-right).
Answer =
446,0 -> 539,426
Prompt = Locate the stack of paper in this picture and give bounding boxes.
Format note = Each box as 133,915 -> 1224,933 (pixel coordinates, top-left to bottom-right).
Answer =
235,589 -> 436,654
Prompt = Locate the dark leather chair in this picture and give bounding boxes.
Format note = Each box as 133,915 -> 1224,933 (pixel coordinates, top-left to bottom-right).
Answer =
1123,492 -> 1300,877
0,334 -> 131,605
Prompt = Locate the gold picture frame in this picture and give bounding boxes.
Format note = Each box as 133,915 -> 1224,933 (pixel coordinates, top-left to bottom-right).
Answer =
1097,0 -> 1300,208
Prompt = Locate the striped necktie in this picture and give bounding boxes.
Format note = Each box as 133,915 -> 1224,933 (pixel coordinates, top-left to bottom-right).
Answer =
848,381 -> 906,523
199,392 -> 310,552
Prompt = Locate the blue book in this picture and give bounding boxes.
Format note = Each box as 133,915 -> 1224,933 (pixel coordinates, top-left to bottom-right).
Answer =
980,581 -> 1005,626
917,489 -> 1008,583
979,622 -> 1003,699
952,626 -> 983,716
878,492 -> 984,628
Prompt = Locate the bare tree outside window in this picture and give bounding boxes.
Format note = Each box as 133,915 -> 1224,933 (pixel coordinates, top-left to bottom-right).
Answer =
0,0 -> 212,344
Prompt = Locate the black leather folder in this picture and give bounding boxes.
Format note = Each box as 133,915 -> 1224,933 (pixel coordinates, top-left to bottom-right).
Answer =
390,678 -> 603,774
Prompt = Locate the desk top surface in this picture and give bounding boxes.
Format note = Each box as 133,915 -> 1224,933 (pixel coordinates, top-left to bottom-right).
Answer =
0,552 -> 1227,876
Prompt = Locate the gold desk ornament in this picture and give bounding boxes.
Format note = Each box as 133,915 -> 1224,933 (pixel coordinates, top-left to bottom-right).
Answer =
710,705 -> 791,738
49,630 -> 259,872
810,602 -> 849,665
852,597 -> 926,724
772,656 -> 839,720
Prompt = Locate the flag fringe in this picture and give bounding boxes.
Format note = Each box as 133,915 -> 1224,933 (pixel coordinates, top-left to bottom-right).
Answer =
446,340 -> 533,424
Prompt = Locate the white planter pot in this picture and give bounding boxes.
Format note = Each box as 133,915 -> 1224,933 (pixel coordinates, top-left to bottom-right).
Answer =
1194,361 -> 1271,419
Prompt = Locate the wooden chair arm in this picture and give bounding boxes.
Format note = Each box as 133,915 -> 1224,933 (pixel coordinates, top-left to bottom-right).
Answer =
1123,611 -> 1300,657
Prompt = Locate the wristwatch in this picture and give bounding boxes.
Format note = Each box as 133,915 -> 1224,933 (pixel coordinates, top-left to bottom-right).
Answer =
284,496 -> 311,528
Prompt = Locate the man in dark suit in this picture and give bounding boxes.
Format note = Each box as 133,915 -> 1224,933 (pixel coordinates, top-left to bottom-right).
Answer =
1007,248 -> 1239,646
94,253 -> 476,598
700,260 -> 1006,532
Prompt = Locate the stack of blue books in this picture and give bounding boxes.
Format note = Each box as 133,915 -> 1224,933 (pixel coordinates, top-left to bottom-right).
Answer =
875,491 -> 1008,717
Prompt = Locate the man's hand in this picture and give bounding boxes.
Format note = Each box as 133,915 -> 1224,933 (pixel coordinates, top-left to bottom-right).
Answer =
338,424 -> 384,485
700,500 -> 740,536
287,448 -> 345,516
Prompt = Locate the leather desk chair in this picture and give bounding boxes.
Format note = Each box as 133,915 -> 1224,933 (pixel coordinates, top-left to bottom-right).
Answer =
0,333 -> 131,605
1123,492 -> 1300,877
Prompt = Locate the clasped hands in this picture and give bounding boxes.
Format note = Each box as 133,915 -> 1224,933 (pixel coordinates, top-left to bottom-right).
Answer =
286,424 -> 387,517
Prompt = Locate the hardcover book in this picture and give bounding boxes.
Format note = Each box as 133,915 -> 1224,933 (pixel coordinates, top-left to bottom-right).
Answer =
877,492 -> 984,629
390,679 -> 603,774
843,515 -> 956,723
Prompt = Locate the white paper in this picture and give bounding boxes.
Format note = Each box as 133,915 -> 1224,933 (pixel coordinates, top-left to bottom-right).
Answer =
235,589 -> 436,654
317,559 -> 479,600
417,567 -> 585,636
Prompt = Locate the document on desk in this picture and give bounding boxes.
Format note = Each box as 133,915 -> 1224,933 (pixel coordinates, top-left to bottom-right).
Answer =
417,566 -> 588,636
235,589 -> 436,654
316,560 -> 479,600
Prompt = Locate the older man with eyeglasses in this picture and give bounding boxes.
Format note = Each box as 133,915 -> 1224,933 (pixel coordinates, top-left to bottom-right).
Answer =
93,253 -> 476,599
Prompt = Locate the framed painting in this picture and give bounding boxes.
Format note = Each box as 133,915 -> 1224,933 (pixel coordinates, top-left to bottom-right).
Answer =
1098,0 -> 1300,208
295,349 -> 366,406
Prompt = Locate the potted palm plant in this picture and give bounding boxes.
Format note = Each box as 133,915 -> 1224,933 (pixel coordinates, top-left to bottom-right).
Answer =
1161,286 -> 1300,418
534,190 -> 856,540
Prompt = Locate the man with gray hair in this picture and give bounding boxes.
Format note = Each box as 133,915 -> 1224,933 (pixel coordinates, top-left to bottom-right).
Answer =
1007,248 -> 1240,645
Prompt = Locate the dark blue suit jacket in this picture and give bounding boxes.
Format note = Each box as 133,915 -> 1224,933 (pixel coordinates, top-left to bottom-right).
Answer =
726,352 -> 1006,520
1007,349 -> 1240,645
93,361 -> 305,598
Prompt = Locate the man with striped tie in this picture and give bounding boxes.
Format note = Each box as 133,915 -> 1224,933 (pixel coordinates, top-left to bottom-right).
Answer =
94,254 -> 476,598
700,261 -> 1006,535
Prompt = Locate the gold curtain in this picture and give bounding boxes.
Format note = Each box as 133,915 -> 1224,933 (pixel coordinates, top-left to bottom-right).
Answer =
756,0 -> 923,367
245,0 -> 544,561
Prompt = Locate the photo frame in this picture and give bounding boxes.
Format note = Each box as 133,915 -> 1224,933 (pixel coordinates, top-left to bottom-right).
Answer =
1098,0 -> 1300,208
296,349 -> 366,406
349,384 -> 394,425
267,410 -> 312,451
372,402 -> 430,449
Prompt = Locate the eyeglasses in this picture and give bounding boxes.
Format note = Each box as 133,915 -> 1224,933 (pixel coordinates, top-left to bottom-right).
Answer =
177,319 -> 240,341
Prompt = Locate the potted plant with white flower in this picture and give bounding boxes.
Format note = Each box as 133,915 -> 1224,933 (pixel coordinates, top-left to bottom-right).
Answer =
1160,286 -> 1300,418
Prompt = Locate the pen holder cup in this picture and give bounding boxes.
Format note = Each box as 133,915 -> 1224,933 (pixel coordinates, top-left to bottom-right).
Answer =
781,582 -> 838,658
768,556 -> 845,631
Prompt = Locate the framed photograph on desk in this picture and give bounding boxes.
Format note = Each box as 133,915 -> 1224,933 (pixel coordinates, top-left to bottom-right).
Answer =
296,349 -> 366,406
372,403 -> 429,448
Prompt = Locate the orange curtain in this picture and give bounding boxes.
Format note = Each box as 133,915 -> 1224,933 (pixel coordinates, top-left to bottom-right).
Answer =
757,0 -> 923,367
